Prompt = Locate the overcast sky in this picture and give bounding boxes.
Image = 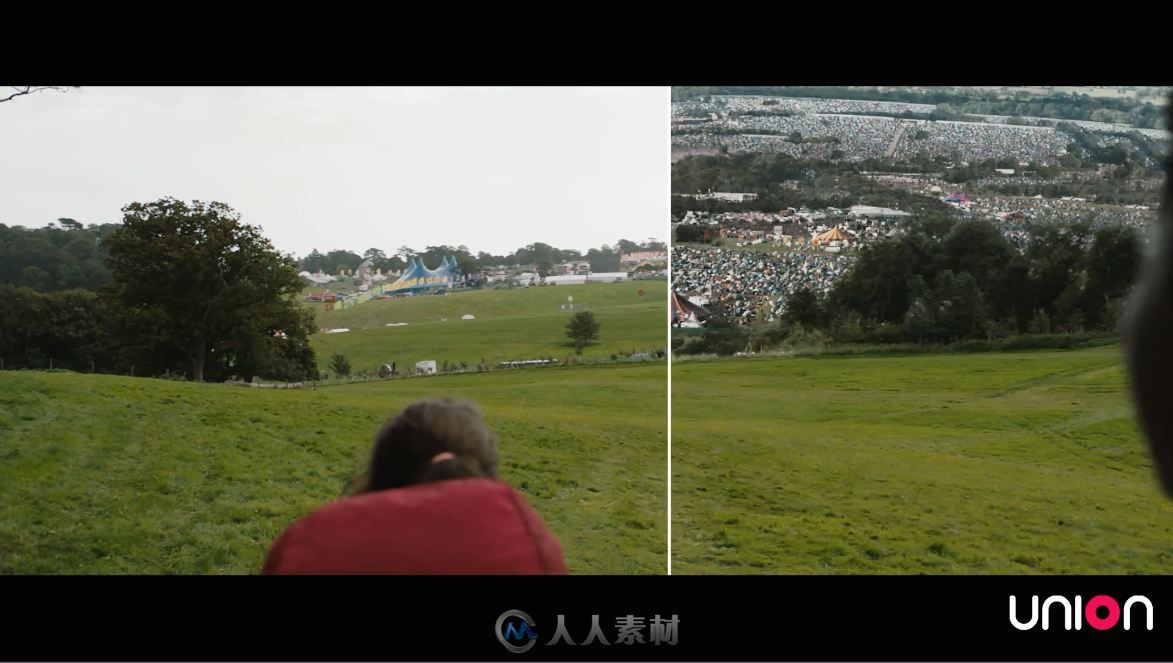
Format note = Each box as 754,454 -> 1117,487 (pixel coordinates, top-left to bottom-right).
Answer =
0,86 -> 668,257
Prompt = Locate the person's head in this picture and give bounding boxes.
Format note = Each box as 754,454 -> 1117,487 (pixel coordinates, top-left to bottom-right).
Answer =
351,398 -> 499,493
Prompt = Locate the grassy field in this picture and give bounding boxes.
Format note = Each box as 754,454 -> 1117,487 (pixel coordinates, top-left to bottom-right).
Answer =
304,281 -> 667,373
0,364 -> 666,574
672,345 -> 1173,573
1053,86 -> 1169,102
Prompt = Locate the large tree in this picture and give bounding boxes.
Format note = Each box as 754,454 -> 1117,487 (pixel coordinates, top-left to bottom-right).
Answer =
324,249 -> 362,275
783,288 -> 823,331
103,198 -> 316,382
301,249 -> 327,274
615,239 -> 641,255
942,220 -> 1013,294
586,245 -> 621,272
565,311 -> 601,355
1083,225 -> 1141,326
1025,221 -> 1091,325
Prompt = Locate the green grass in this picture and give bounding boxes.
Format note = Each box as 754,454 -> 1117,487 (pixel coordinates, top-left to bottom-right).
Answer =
0,364 -> 666,574
1052,86 -> 1168,102
306,282 -> 667,373
672,345 -> 1173,573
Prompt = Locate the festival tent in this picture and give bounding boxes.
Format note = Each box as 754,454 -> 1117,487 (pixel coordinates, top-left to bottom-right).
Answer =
671,290 -> 710,326
384,256 -> 463,293
812,227 -> 847,245
298,271 -> 335,285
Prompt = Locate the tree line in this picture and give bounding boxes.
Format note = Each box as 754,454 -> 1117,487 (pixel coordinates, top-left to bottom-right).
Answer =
1,200 -> 668,381
677,217 -> 1143,356
299,238 -> 667,278
671,153 -> 954,219
1057,122 -> 1165,173
0,221 -> 119,292
670,152 -> 1158,218
1,220 -> 667,297
1,199 -> 317,382
672,86 -> 1166,129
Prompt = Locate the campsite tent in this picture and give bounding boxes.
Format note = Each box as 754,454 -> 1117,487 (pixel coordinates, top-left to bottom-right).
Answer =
671,290 -> 710,327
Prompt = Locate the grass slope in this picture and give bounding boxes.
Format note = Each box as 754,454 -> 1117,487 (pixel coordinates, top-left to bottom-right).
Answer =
671,345 -> 1173,573
0,363 -> 666,574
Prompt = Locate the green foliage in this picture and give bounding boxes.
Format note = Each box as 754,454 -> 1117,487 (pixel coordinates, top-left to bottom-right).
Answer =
672,152 -> 813,195
782,288 -> 823,331
299,239 -> 662,276
566,311 -> 601,355
674,324 -> 750,357
586,246 -> 621,272
1028,309 -> 1052,335
1081,225 -> 1142,326
0,285 -> 117,371
323,249 -> 362,274
329,353 -> 351,377
831,231 -> 939,325
674,224 -> 711,244
0,221 -> 118,292
723,214 -> 1142,355
1057,122 -> 1159,169
102,198 -> 317,382
816,219 -> 1140,345
906,270 -> 986,343
670,153 -> 954,217
942,220 -> 1013,293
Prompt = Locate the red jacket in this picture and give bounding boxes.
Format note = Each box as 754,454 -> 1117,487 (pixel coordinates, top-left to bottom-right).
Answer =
262,478 -> 568,575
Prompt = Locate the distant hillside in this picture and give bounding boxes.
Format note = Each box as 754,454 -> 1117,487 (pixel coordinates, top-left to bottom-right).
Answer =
672,86 -> 1169,129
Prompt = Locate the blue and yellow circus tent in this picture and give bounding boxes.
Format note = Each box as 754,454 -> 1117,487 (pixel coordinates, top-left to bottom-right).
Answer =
384,256 -> 463,293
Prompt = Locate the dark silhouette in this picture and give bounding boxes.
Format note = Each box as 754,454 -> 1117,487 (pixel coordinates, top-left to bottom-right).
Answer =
1125,94 -> 1173,496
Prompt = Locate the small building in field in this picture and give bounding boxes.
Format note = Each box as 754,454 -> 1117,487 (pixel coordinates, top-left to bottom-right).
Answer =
546,274 -> 587,285
586,272 -> 629,283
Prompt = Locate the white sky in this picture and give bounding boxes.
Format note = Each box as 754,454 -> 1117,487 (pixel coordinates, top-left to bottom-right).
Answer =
0,86 -> 668,257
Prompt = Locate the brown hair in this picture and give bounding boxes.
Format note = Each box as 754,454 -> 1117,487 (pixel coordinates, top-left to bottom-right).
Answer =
349,398 -> 499,493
